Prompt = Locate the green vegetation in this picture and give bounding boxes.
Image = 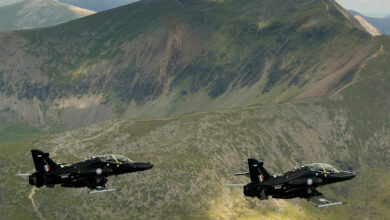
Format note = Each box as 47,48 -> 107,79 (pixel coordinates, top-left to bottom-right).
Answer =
0,123 -> 47,143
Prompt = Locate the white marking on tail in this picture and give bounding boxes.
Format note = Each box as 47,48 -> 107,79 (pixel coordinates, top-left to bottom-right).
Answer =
43,165 -> 50,172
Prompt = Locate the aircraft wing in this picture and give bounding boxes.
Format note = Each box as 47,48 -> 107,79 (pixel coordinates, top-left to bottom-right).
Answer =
16,173 -> 31,176
309,194 -> 345,208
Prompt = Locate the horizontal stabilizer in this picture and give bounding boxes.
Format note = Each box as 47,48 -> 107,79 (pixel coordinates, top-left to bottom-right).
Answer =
16,173 -> 31,177
227,183 -> 246,187
89,188 -> 118,194
234,172 -> 250,176
317,202 -> 345,208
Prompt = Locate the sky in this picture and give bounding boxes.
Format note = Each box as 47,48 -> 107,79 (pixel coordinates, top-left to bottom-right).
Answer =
336,0 -> 390,17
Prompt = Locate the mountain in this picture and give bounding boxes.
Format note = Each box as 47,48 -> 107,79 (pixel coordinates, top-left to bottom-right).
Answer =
0,0 -> 23,7
0,0 -> 375,129
1,0 -> 390,219
0,0 -> 94,33
350,10 -> 390,35
59,0 -> 139,12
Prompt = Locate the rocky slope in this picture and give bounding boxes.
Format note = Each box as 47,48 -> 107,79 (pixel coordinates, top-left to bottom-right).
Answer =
350,10 -> 390,35
0,0 -> 375,129
0,0 -> 94,33
353,15 -> 381,36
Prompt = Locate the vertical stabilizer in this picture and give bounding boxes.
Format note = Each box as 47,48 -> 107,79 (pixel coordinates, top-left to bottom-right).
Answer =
248,158 -> 272,183
31,149 -> 60,172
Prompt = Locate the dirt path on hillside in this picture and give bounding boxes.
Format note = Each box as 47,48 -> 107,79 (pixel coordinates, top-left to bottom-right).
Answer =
28,187 -> 46,220
105,97 -> 319,126
80,120 -> 125,142
76,101 -> 311,143
331,45 -> 385,96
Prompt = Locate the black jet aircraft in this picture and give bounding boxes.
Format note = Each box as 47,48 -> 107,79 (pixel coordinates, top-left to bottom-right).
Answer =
228,158 -> 356,208
25,149 -> 153,193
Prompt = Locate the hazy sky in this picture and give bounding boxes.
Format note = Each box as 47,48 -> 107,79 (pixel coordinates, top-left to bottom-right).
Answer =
336,0 -> 390,17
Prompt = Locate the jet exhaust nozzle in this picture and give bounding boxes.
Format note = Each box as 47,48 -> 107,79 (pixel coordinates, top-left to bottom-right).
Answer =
29,173 -> 44,187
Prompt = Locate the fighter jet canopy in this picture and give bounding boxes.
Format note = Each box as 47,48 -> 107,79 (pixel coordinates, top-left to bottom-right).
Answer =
93,154 -> 134,164
306,163 -> 339,173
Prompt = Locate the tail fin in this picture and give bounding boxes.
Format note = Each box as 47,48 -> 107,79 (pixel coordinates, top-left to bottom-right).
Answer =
31,149 -> 60,172
248,158 -> 272,183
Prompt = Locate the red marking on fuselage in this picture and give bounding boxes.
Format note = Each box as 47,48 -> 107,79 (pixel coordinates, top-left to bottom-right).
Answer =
44,165 -> 50,172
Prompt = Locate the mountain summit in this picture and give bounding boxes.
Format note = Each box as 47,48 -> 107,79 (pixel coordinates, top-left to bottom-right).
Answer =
0,0 -> 94,33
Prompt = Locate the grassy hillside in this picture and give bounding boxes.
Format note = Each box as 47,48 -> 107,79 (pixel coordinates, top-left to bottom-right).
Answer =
0,0 -> 94,33
0,0 -> 376,128
1,36 -> 390,219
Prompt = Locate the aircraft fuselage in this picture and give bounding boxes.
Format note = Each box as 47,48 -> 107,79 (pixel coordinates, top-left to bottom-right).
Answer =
243,166 -> 355,200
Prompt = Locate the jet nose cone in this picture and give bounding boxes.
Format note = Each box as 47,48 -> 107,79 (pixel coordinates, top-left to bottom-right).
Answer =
133,162 -> 153,171
343,171 -> 356,180
330,171 -> 356,182
146,163 -> 153,170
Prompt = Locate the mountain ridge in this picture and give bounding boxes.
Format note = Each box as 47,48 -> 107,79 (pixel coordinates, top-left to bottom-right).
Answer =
0,0 -> 94,33
59,0 -> 138,12
349,10 -> 390,35
353,15 -> 381,36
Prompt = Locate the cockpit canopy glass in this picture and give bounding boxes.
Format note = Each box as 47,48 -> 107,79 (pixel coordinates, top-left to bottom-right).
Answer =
93,154 -> 133,164
113,154 -> 133,163
306,163 -> 339,173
